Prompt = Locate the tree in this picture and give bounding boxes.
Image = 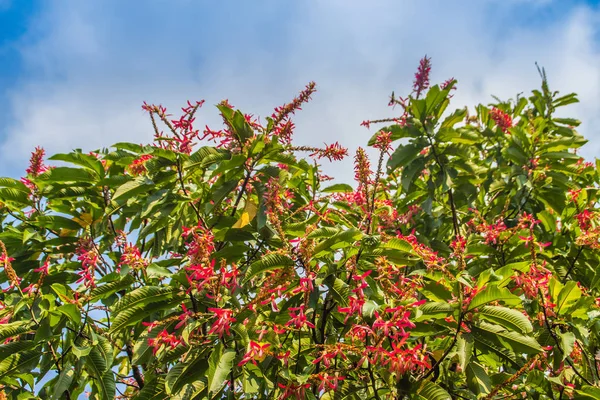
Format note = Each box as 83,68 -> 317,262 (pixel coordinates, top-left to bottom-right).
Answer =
1,57 -> 599,399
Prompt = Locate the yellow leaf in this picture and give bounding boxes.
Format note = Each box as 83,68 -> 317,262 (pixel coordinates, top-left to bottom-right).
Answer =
232,201 -> 258,228
73,212 -> 93,228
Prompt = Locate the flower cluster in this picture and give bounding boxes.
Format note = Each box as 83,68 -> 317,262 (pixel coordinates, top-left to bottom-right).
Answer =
119,243 -> 148,271
142,100 -> 205,154
413,55 -> 431,99
75,237 -> 99,289
489,107 -> 513,134
127,154 -> 153,176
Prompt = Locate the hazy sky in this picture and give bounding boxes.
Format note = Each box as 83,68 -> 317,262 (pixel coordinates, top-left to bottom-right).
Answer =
1,0 -> 599,182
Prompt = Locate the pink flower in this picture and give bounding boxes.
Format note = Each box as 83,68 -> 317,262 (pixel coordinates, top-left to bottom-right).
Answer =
285,305 -> 315,330
489,107 -> 513,134
207,308 -> 236,338
238,341 -> 271,366
413,56 -> 432,98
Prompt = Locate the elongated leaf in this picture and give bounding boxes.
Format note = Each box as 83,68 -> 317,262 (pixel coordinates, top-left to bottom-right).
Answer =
52,368 -> 74,400
415,380 -> 451,400
415,302 -> 455,321
474,321 -> 542,354
387,143 -> 422,170
112,286 -> 177,314
0,350 -> 40,376
166,356 -> 208,395
0,321 -> 35,342
559,331 -> 576,361
467,285 -> 521,311
243,254 -> 294,283
556,281 -> 582,315
207,344 -> 235,395
478,306 -> 533,334
313,228 -> 363,256
466,362 -> 492,395
132,377 -> 166,400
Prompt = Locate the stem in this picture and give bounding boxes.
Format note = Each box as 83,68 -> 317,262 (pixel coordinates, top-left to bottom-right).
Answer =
563,246 -> 584,283
421,295 -> 464,381
125,342 -> 145,389
539,290 -> 592,386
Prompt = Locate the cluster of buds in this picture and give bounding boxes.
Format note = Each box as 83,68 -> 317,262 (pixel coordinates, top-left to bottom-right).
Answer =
142,100 -> 205,154
489,107 -> 513,134
397,231 -> 447,272
270,82 -> 316,144
308,142 -> 349,162
119,242 -> 148,271
127,154 -> 153,176
469,214 -> 507,246
148,329 -> 182,355
413,56 -> 431,99
0,241 -> 20,292
21,147 -> 50,193
75,237 -> 99,289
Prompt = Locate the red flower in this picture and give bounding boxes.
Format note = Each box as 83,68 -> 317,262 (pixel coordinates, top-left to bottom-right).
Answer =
238,341 -> 271,366
285,305 -> 315,330
148,329 -> 182,355
207,308 -> 236,338
413,56 -> 432,99
489,107 -> 513,134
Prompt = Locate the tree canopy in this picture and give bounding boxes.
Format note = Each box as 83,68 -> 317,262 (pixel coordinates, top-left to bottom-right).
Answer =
1,58 -> 600,399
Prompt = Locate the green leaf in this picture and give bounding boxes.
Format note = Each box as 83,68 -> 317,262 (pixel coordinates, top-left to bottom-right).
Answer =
0,321 -> 35,342
41,167 -> 96,183
313,228 -> 363,257
387,143 -> 422,171
243,254 -> 294,283
415,380 -> 451,400
57,304 -> 81,325
440,108 -> 467,129
467,285 -> 521,311
111,177 -> 153,203
112,286 -> 177,314
559,331 -> 576,361
132,377 -> 166,400
207,344 -> 235,395
473,321 -> 542,354
556,281 -> 582,315
466,362 -> 492,396
0,350 -> 40,377
478,306 -> 533,334
321,183 -> 354,193
456,333 -> 474,371
52,368 -> 74,400
165,354 -> 208,395
415,302 -> 455,322
383,238 -> 414,253
86,343 -> 115,400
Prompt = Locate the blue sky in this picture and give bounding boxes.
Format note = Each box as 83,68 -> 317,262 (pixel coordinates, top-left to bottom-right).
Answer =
1,0 -> 600,182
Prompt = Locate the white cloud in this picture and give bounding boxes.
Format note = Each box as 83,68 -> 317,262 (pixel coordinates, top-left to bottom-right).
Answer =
2,1 -> 599,182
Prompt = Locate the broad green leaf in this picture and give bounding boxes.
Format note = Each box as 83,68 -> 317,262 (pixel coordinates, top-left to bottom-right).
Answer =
387,143 -> 422,171
559,331 -> 575,361
415,380 -> 451,400
415,302 -> 454,322
52,368 -> 74,400
478,306 -> 533,334
243,254 -> 294,283
0,350 -> 41,377
556,281 -> 582,315
467,285 -> 521,311
466,362 -> 492,396
473,321 -> 542,354
207,344 -> 235,395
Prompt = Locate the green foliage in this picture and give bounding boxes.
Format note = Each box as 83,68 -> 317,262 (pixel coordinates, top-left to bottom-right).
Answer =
1,61 -> 600,399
